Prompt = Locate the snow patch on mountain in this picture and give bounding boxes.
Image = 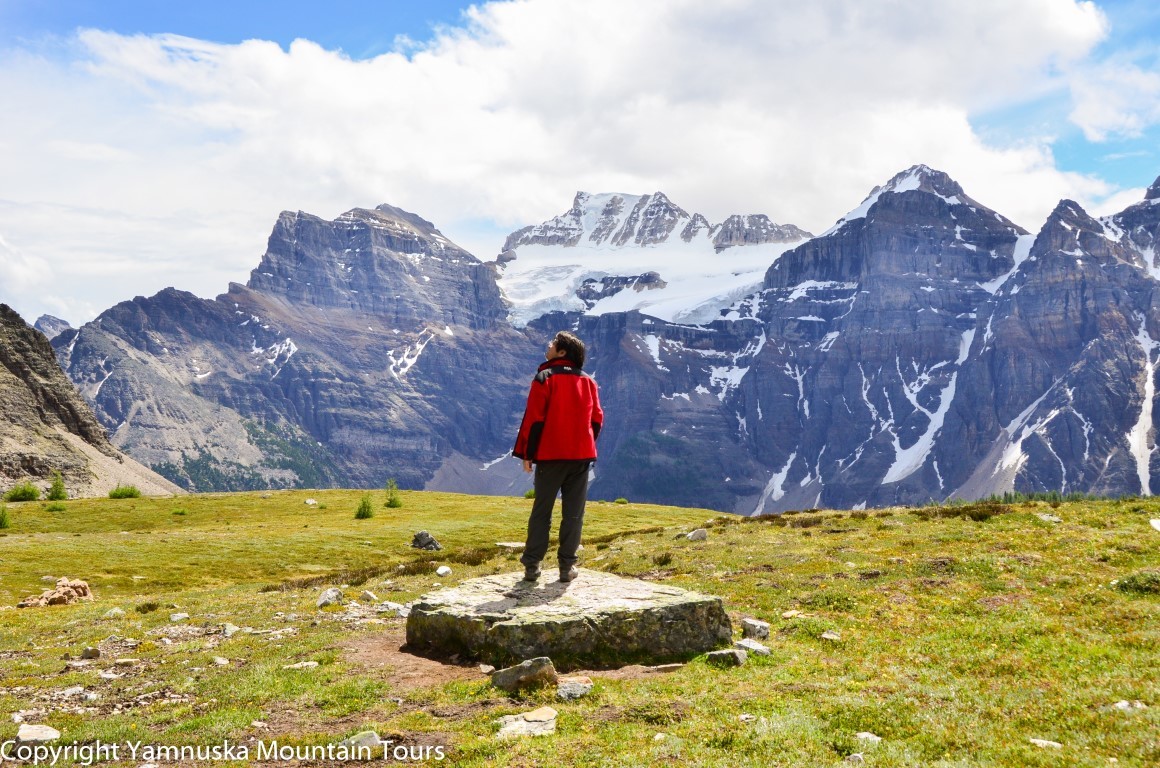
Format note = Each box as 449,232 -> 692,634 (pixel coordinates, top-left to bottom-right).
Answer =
497,191 -> 810,327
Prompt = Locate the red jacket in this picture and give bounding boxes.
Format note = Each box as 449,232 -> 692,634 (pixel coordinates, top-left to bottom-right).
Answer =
513,358 -> 604,462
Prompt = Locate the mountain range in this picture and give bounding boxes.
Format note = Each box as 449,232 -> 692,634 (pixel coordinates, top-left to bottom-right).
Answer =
45,166 -> 1160,511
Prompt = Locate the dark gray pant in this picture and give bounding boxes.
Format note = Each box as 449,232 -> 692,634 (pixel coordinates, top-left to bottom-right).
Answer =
521,460 -> 591,570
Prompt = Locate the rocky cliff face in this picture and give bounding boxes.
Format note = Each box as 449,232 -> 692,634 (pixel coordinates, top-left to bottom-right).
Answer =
33,315 -> 71,341
56,206 -> 537,492
0,304 -> 180,497
51,168 -> 1160,511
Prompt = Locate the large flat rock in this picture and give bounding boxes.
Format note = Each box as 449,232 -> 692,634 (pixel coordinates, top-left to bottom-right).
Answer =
405,569 -> 732,670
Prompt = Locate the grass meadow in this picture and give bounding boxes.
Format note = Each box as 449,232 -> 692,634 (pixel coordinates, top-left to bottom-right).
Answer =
0,490 -> 1155,766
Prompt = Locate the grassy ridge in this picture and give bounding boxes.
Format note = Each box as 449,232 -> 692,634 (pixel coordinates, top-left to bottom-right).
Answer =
0,491 -> 1156,766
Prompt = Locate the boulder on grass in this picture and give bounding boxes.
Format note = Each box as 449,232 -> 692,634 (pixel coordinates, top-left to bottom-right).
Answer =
407,569 -> 731,670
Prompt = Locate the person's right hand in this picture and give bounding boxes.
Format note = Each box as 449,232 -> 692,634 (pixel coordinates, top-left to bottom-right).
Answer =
523,460 -> 533,473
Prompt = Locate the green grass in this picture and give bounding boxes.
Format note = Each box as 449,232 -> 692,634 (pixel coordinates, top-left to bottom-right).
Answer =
0,492 -> 1155,766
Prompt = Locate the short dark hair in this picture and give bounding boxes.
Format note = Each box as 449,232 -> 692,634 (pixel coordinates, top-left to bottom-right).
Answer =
553,331 -> 586,368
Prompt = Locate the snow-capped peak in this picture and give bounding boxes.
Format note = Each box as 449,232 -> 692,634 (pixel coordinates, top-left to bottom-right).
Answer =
501,191 -> 692,252
495,191 -> 811,328
822,165 -> 968,236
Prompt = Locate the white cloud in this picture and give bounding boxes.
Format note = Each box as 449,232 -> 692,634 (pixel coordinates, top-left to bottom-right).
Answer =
0,232 -> 51,292
1069,58 -> 1160,140
0,0 -> 1144,325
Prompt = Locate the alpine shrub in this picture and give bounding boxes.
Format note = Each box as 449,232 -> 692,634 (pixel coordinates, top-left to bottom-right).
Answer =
4,482 -> 39,502
355,495 -> 375,519
108,485 -> 141,499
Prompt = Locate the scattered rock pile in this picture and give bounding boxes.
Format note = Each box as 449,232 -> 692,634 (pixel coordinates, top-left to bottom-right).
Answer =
411,531 -> 442,551
17,578 -> 93,608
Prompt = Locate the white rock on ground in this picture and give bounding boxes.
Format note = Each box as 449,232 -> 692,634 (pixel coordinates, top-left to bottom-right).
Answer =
856,732 -> 882,743
436,566 -> 453,577
496,706 -> 557,738
360,591 -> 378,603
17,724 -> 61,743
339,731 -> 382,750
282,661 -> 319,670
1029,738 -> 1062,748
1150,519 -> 1160,532
317,588 -> 343,608
734,638 -> 770,656
686,528 -> 708,541
1112,700 -> 1148,710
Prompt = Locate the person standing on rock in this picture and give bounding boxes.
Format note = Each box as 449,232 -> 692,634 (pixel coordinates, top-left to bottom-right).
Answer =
513,331 -> 604,583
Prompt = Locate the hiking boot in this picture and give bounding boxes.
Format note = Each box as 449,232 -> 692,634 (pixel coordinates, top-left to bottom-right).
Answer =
523,565 -> 542,582
559,566 -> 578,583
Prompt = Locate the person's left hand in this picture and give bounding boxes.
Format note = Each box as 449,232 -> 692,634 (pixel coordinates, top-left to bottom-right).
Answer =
523,460 -> 533,473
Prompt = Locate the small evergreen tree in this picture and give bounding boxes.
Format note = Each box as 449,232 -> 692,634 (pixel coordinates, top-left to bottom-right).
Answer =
47,471 -> 67,501
355,495 -> 375,519
385,479 -> 403,509
0,505 -> 9,529
524,488 -> 535,499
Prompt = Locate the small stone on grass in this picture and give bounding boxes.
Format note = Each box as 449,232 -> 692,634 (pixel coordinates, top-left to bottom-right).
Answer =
741,618 -> 770,639
491,657 -> 557,693
282,661 -> 319,670
557,676 -> 594,701
317,588 -> 343,608
706,649 -> 746,667
735,638 -> 770,656
496,707 -> 557,738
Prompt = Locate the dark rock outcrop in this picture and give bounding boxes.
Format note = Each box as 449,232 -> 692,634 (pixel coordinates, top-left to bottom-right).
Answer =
0,304 -> 179,496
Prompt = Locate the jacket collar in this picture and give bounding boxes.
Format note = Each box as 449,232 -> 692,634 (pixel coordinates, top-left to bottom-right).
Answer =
538,357 -> 580,372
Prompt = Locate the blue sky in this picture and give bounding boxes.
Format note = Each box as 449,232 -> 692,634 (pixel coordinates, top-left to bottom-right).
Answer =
0,0 -> 1158,325
972,0 -> 1160,192
0,1 -> 475,58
